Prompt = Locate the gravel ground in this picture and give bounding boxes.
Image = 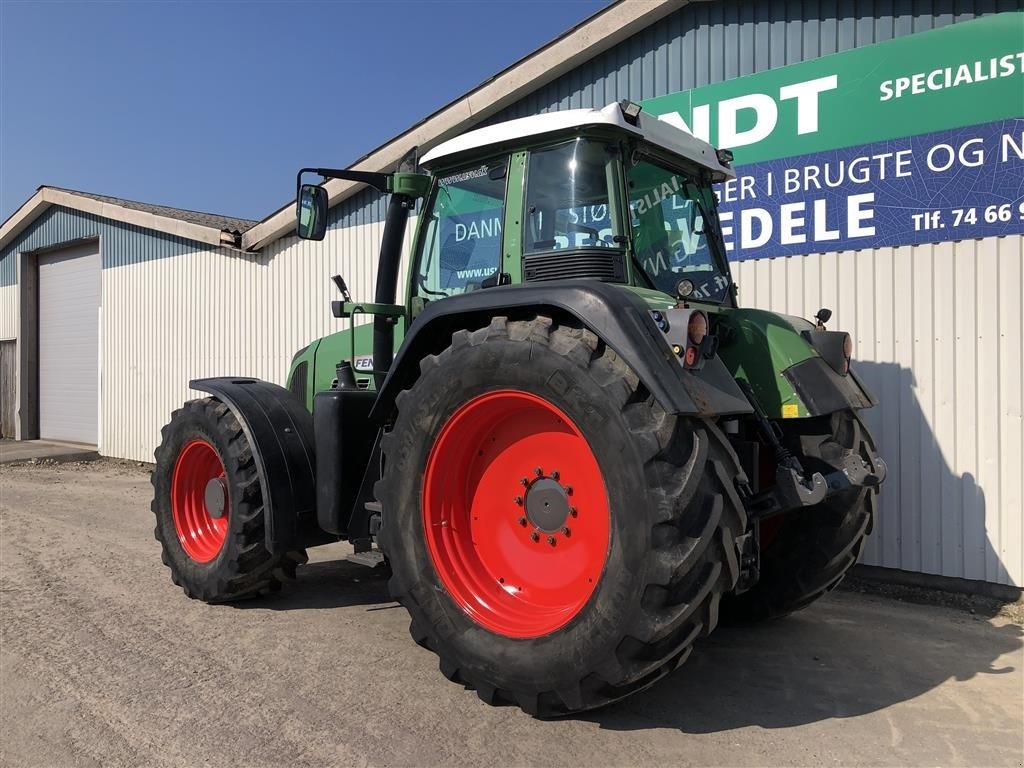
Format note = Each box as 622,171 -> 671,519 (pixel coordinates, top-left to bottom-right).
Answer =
1,459 -> 1022,768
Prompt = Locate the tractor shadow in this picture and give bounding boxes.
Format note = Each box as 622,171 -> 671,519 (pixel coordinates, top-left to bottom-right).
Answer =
232,555 -> 394,612
587,357 -> 1022,733
585,596 -> 1022,733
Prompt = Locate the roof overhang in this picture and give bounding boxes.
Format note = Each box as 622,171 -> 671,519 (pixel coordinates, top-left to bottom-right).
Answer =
0,187 -> 240,254
242,0 -> 699,252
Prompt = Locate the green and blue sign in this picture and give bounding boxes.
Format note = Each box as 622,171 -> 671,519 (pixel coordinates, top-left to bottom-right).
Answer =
643,12 -> 1024,260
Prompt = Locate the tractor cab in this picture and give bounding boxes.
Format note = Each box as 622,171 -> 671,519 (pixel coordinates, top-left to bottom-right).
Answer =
292,101 -> 740,395
409,101 -> 736,309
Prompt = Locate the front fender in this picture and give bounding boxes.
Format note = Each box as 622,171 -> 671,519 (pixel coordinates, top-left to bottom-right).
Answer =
190,377 -> 333,553
716,308 -> 876,418
370,281 -> 753,422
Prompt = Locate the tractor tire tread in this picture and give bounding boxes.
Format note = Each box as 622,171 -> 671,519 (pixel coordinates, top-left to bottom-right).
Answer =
377,315 -> 747,717
722,411 -> 878,623
151,396 -> 306,603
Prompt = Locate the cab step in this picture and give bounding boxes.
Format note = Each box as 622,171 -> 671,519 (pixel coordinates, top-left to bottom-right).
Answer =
346,549 -> 386,568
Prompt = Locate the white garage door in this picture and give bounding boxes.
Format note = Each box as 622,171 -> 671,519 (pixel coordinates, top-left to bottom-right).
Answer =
39,243 -> 100,444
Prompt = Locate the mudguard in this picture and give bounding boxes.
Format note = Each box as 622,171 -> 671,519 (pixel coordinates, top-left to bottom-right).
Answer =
189,377 -> 334,554
370,280 -> 753,422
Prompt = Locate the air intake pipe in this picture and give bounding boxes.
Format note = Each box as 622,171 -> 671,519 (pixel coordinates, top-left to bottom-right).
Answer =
372,192 -> 414,389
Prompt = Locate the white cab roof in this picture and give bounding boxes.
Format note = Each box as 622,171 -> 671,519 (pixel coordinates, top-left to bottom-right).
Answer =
419,102 -> 735,180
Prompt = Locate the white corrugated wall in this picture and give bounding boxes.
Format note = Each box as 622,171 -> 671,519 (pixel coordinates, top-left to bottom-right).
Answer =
0,284 -> 17,340
99,218 -> 414,463
102,223 -> 1023,587
733,235 -> 1023,586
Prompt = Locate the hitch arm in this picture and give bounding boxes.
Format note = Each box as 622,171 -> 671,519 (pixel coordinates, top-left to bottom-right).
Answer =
735,379 -> 827,517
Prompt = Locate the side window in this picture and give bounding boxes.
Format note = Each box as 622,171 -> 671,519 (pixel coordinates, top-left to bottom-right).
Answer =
415,159 -> 508,298
626,159 -> 729,302
523,139 -> 616,253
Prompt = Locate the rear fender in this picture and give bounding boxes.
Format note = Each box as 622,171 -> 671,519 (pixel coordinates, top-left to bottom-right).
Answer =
190,377 -> 334,553
370,281 -> 753,422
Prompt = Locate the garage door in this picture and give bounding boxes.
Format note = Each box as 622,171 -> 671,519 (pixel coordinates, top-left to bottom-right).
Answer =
39,243 -> 100,444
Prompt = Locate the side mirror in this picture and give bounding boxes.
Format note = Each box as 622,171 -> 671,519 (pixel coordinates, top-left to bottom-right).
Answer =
296,184 -> 328,240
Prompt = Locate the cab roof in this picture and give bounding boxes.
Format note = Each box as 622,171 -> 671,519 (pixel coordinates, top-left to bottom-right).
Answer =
419,102 -> 735,182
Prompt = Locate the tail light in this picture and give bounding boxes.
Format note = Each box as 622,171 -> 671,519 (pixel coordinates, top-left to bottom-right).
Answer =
687,312 -> 708,346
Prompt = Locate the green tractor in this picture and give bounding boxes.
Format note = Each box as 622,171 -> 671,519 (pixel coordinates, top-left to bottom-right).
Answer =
152,102 -> 885,716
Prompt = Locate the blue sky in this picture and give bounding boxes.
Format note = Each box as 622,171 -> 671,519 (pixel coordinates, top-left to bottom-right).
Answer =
0,0 -> 607,222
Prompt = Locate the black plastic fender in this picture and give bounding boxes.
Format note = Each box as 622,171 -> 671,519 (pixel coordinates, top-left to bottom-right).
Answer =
370,280 -> 753,422
189,377 -> 334,553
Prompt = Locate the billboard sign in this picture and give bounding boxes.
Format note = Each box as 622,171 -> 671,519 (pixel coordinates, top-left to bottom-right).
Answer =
642,12 -> 1024,260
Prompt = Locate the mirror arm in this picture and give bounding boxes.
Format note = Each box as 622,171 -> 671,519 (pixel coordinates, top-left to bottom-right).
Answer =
310,168 -> 391,192
295,167 -> 391,203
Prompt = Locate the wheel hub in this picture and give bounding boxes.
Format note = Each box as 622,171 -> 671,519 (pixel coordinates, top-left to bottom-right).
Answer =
204,477 -> 228,519
524,476 -> 569,532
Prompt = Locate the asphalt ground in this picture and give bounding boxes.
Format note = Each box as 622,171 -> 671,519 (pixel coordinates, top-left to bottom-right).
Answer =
1,459 -> 1022,767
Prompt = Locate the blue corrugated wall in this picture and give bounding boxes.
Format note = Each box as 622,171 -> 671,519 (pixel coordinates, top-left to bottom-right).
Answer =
487,0 -> 1016,120
0,206 -> 218,286
329,0 -> 1014,228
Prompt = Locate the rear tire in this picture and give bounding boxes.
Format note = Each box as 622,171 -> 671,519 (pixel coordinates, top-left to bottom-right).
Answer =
723,410 -> 877,622
152,397 -> 307,602
376,316 -> 747,716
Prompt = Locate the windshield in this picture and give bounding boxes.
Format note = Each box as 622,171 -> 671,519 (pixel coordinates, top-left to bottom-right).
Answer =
626,158 -> 731,303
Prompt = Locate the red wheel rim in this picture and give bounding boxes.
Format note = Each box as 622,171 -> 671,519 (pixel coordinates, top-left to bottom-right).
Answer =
423,390 -> 610,638
171,439 -> 229,562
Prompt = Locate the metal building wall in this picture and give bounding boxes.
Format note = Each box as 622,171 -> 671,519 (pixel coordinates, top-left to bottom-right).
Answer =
101,217 -> 416,461
483,0 -> 1022,585
2,1 -> 1018,586
0,285 -> 15,341
0,204 -> 414,461
0,205 -> 200,268
301,0 -> 1022,586
332,0 -> 1017,229
733,239 -> 1023,586
1,207 -> 209,444
488,0 -> 1018,121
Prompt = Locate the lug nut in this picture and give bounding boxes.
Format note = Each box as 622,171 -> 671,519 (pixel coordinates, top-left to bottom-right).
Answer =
534,467 -> 543,477
514,495 -> 523,505
517,516 -> 527,526
564,485 -> 573,495
561,526 -> 571,537
520,477 -> 529,486
551,470 -> 560,480
530,531 -> 540,542
547,535 -> 557,546
570,507 -> 578,518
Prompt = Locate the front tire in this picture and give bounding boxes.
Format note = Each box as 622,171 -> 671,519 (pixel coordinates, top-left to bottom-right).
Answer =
151,397 -> 307,602
377,316 -> 747,716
